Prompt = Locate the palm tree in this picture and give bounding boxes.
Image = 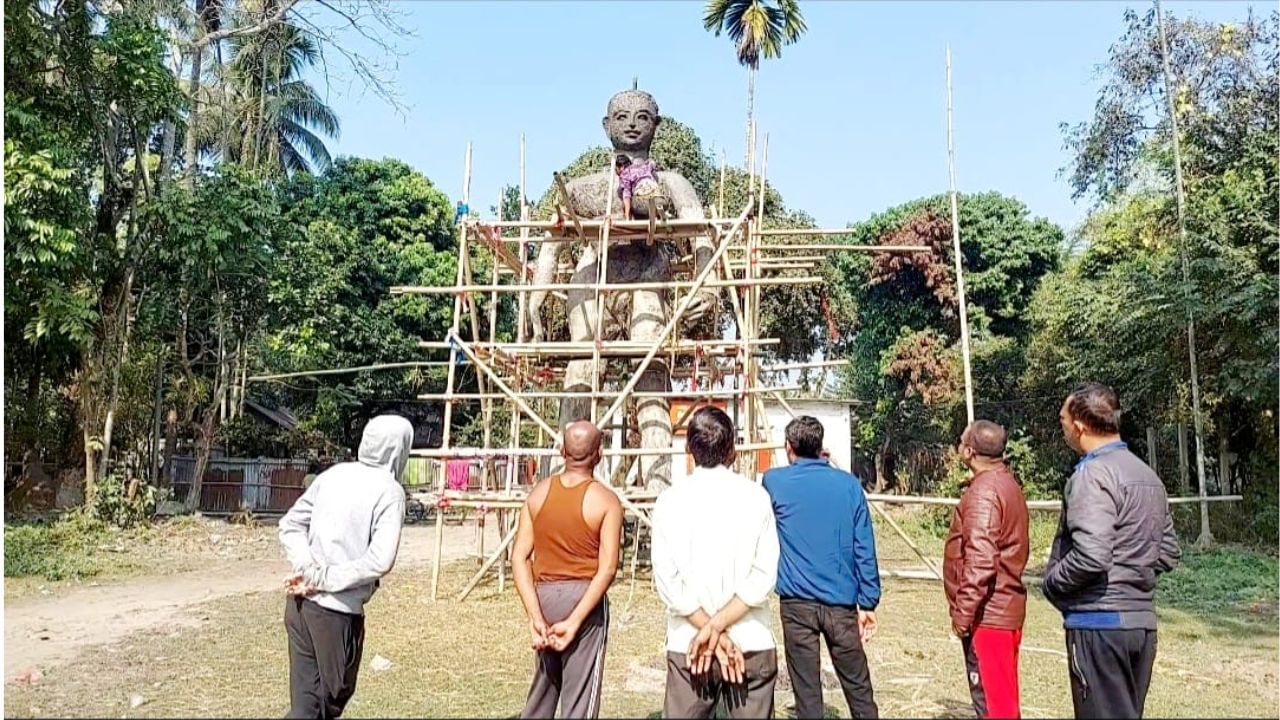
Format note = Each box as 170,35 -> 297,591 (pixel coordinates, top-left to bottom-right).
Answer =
220,21 -> 339,176
703,0 -> 806,165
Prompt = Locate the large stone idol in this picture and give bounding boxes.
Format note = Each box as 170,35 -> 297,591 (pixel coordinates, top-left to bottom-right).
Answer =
528,89 -> 720,491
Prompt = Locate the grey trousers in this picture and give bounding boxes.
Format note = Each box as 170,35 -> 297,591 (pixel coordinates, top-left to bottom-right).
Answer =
663,649 -> 778,719
520,580 -> 610,719
284,596 -> 365,719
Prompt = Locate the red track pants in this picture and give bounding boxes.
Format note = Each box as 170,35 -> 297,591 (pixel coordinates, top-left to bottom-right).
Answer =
962,626 -> 1022,719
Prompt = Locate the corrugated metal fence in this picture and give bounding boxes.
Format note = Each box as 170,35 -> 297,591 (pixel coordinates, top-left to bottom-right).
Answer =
169,456 -> 309,514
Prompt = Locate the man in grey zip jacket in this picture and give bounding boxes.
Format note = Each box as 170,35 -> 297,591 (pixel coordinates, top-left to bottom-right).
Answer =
1043,383 -> 1180,720
279,415 -> 411,718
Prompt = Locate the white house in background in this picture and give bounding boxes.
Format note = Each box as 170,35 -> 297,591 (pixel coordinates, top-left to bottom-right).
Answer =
653,398 -> 855,486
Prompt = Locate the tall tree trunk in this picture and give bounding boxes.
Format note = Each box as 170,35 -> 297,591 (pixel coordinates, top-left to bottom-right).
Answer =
99,267 -> 136,483
148,355 -> 166,485
744,66 -> 756,167
162,407 -> 177,488
1176,422 -> 1190,494
183,46 -> 204,182
1145,426 -> 1159,475
83,423 -> 97,507
159,120 -> 177,186
873,434 -> 890,493
1217,422 -> 1231,495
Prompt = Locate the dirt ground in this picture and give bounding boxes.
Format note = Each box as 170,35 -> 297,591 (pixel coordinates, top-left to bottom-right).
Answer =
4,518 -> 1278,718
3,519 -> 499,682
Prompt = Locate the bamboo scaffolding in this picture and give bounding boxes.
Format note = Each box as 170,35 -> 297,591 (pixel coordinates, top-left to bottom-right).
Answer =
447,330 -> 561,441
391,276 -> 823,295
594,200 -> 754,433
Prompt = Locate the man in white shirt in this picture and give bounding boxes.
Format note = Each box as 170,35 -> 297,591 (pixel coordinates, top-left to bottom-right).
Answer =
278,415 -> 411,718
651,406 -> 781,718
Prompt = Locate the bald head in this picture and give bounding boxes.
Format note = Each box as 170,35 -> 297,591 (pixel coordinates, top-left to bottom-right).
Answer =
562,420 -> 603,465
962,420 -> 1008,459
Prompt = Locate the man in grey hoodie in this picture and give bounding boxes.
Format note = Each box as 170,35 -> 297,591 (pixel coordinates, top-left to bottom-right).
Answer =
1043,383 -> 1180,719
279,415 -> 412,718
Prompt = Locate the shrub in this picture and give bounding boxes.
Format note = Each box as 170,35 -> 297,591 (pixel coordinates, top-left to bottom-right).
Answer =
91,474 -> 166,529
3,511 -> 109,580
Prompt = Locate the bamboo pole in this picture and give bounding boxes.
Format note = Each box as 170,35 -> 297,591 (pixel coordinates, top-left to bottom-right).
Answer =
433,142 -> 472,602
456,520 -> 519,601
747,134 -> 770,479
1155,0 -> 1213,546
448,330 -> 561,441
553,172 -> 585,237
410,441 -> 783,459
247,361 -> 451,382
732,244 -> 931,253
871,501 -> 943,580
246,358 -> 836,386
416,385 -> 801,401
592,155 -> 619,422
945,46 -> 976,425
594,200 -> 754,433
392,276 -> 824,296
859,493 -> 1243,509
418,338 -> 778,357
481,189 -> 501,495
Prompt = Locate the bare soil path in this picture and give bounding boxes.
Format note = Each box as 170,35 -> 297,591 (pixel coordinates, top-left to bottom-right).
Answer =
4,522 -> 497,681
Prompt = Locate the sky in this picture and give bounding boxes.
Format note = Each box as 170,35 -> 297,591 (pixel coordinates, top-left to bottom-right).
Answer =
308,0 -> 1264,235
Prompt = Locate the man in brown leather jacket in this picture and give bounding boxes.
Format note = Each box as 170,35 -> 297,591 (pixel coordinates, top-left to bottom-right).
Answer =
944,420 -> 1029,719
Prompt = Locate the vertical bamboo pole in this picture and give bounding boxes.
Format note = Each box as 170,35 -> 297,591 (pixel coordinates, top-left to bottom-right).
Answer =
1155,0 -> 1212,546
741,126 -> 761,478
945,46 -> 976,425
751,135 -> 771,479
432,142 -> 472,601
591,158 -> 619,427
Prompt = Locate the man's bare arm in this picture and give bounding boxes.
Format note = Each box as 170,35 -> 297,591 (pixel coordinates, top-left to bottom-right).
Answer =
513,485 -> 548,648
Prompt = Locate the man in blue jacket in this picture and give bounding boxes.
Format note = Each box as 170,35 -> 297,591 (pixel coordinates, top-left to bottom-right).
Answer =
763,416 -> 881,719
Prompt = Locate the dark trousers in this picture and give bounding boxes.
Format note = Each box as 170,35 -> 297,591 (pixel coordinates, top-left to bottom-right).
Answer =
521,581 -> 609,719
664,649 -> 777,719
780,598 -> 878,719
1065,628 -> 1157,719
284,596 -> 366,719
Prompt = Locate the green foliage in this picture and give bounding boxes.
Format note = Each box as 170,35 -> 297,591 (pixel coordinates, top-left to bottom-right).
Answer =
220,22 -> 340,175
90,474 -> 166,529
703,0 -> 807,69
4,512 -> 109,580
1158,546 -> 1278,620
833,193 -> 1065,490
1030,9 -> 1278,542
255,158 -> 459,446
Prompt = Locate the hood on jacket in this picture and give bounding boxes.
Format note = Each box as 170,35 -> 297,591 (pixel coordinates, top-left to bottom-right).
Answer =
358,415 -> 415,480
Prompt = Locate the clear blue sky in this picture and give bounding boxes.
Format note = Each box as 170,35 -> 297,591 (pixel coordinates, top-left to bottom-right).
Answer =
311,1 -> 1262,234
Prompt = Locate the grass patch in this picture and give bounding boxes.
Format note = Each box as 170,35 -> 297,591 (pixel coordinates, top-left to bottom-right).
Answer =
1158,546 -> 1279,622
3,513 -> 280,592
3,512 -> 112,581
6,558 -> 1277,719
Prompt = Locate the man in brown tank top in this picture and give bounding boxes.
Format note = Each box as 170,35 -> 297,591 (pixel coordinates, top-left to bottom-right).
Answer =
514,421 -> 624,718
